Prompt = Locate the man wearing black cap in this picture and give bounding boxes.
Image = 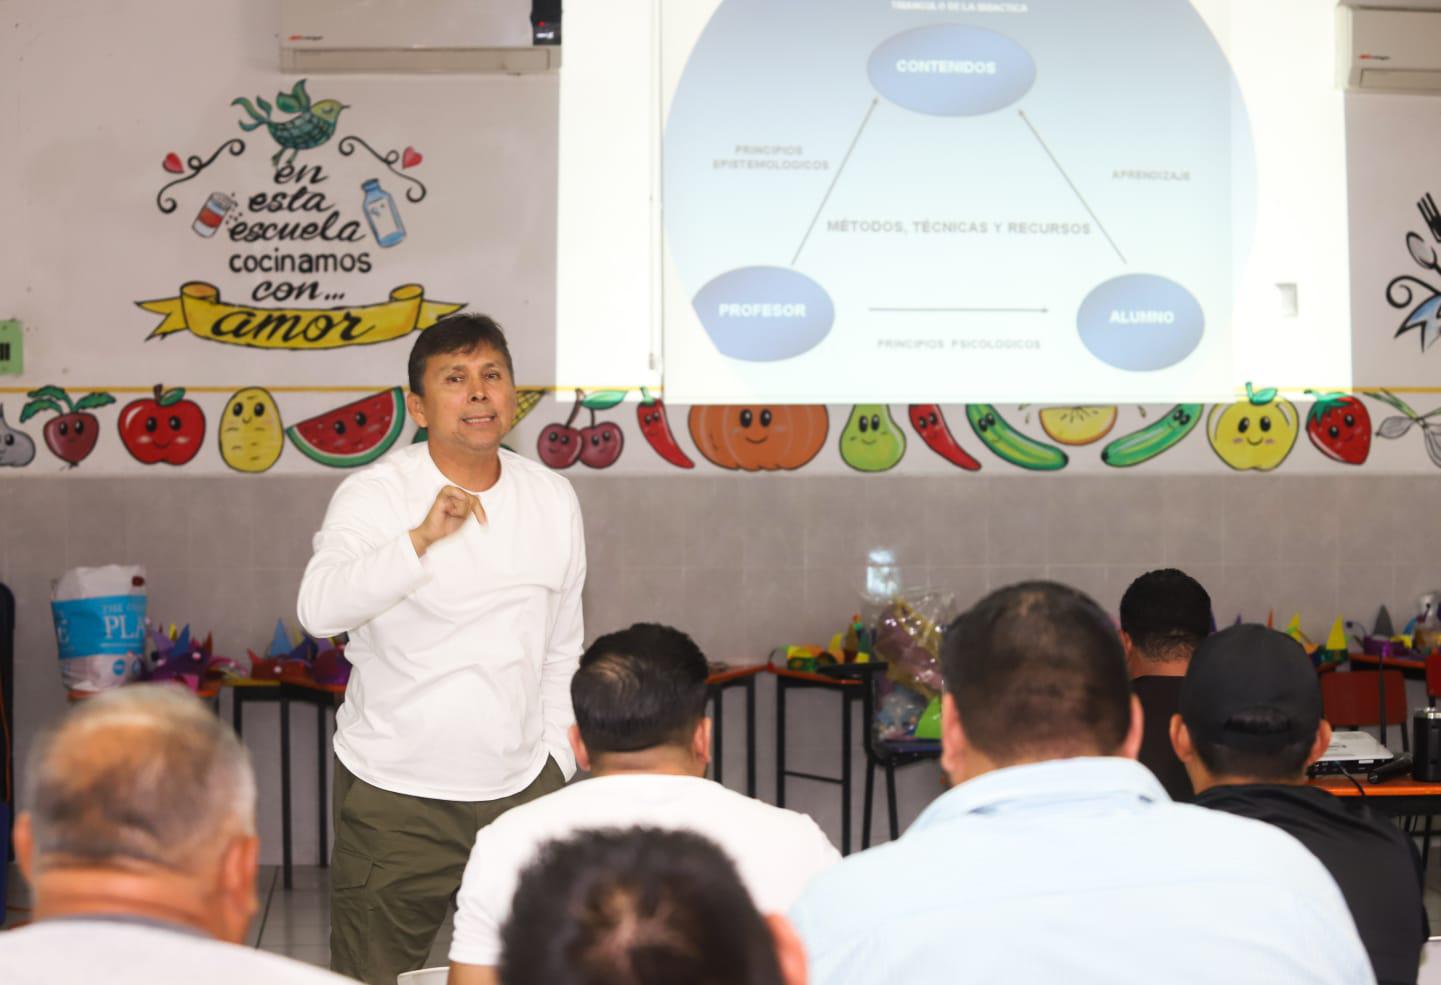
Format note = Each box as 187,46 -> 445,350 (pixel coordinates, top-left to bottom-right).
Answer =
1172,624 -> 1427,985
1119,568 -> 1213,802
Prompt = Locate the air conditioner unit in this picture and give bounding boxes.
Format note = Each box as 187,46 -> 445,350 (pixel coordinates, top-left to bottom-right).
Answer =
1339,3 -> 1441,92
280,0 -> 560,74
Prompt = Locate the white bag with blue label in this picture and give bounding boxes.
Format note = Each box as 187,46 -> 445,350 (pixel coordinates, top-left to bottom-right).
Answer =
51,565 -> 148,693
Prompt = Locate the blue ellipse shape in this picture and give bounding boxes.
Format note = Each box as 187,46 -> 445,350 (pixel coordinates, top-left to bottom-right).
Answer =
692,266 -> 834,361
1077,274 -> 1205,372
867,25 -> 1035,117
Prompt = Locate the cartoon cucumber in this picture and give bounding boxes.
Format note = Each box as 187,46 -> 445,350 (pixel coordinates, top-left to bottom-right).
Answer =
965,405 -> 1068,471
1100,404 -> 1203,468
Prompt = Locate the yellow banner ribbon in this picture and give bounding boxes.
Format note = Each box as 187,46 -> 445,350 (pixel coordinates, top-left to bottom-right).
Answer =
136,282 -> 465,350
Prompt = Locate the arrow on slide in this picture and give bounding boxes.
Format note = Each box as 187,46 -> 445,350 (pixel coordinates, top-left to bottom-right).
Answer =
791,98 -> 881,266
1017,110 -> 1127,265
871,307 -> 1049,314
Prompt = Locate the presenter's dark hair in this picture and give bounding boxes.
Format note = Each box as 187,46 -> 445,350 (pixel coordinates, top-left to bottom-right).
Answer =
499,827 -> 784,985
572,623 -> 709,755
942,581 -> 1132,762
1119,568 -> 1213,660
407,313 -> 514,394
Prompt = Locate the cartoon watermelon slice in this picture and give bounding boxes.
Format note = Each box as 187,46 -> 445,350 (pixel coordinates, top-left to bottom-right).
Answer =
286,388 -> 406,468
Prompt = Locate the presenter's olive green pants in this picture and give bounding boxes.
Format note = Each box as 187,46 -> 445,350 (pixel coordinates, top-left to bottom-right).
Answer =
329,756 -> 565,985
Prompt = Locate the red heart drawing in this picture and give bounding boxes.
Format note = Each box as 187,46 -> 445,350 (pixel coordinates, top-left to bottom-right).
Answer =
401,146 -> 423,169
163,153 -> 184,174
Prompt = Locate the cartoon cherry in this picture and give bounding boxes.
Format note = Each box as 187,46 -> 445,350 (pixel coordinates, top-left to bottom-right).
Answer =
580,406 -> 624,469
537,391 -> 584,469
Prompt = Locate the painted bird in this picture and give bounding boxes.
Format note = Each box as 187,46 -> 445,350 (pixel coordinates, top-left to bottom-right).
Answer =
232,79 -> 348,167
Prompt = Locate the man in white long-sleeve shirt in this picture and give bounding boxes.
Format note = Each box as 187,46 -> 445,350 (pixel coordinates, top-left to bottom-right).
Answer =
297,314 -> 585,985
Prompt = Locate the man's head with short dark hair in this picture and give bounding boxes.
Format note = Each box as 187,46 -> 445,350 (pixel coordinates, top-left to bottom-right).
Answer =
15,685 -> 262,942
941,581 -> 1136,773
570,623 -> 710,771
404,312 -> 520,465
1119,568 -> 1213,666
1174,624 -> 1330,786
407,313 -> 514,396
499,827 -> 803,985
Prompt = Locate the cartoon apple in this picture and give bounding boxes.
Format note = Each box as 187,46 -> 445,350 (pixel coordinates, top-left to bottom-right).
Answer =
21,384 -> 116,468
119,384 -> 206,466
1207,384 -> 1299,472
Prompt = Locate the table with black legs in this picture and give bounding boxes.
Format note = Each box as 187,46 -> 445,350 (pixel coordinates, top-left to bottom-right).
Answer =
227,678 -> 342,890
772,665 -> 866,855
706,664 -> 763,797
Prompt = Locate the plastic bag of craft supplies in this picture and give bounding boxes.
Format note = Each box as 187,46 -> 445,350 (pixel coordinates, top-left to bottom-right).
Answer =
51,565 -> 148,693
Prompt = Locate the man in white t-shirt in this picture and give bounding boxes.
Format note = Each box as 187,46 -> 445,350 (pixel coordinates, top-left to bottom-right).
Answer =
297,314 -> 585,984
447,623 -> 840,985
2,686 -> 355,985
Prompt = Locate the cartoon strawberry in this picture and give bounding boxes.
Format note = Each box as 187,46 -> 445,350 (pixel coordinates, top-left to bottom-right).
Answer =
1304,390 -> 1371,466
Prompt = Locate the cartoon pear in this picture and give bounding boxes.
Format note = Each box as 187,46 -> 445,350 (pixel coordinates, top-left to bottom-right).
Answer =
840,405 -> 906,473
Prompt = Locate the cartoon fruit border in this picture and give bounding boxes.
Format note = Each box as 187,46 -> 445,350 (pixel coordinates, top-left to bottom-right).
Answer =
9,387 -> 1441,472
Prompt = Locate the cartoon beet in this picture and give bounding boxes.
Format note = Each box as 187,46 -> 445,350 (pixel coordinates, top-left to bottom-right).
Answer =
637,389 -> 694,469
21,385 -> 116,468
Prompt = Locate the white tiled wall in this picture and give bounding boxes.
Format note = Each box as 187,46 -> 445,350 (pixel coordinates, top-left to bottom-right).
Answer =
1,473 -> 1433,860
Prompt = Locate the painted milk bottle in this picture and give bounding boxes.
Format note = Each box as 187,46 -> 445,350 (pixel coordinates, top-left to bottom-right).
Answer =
361,178 -> 406,247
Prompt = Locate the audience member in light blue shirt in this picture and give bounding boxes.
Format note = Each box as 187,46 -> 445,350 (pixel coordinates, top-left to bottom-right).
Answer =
790,581 -> 1373,985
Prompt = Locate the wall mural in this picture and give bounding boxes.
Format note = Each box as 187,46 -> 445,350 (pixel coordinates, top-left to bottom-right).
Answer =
141,79 -> 460,354
6,81 -> 1441,478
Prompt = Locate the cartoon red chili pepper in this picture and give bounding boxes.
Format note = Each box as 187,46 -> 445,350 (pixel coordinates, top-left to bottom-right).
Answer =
637,388 -> 695,469
908,404 -> 982,471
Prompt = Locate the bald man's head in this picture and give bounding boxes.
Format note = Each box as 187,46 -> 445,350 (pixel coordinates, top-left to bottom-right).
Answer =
23,685 -> 256,873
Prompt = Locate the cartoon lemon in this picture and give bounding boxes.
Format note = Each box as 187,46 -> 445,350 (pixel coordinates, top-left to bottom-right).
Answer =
220,387 -> 284,473
1038,406 -> 1118,446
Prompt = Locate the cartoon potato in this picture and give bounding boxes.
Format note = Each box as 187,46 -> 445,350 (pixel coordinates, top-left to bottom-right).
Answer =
220,386 -> 284,473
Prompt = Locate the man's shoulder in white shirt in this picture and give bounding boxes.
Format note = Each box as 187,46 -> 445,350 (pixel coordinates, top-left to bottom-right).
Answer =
449,773 -> 840,967
0,921 -> 355,985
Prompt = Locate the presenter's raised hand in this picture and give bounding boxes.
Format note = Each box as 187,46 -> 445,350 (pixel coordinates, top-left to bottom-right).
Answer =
410,485 -> 487,557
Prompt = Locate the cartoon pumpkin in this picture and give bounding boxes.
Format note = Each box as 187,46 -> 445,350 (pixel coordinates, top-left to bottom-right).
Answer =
688,405 -> 828,471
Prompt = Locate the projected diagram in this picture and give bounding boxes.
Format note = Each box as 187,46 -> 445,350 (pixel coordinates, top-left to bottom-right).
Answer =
663,0 -> 1256,399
